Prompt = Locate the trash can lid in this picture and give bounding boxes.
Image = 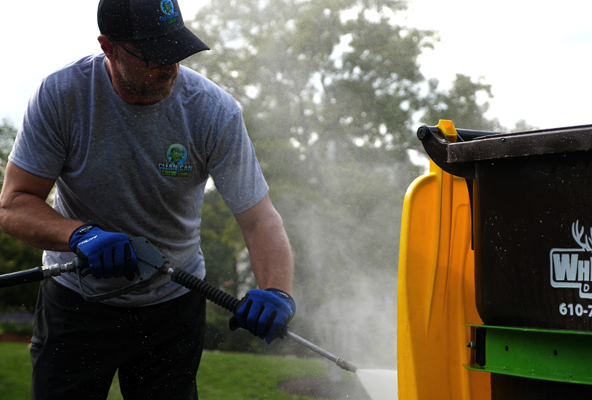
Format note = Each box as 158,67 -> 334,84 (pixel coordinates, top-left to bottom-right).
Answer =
448,125 -> 592,163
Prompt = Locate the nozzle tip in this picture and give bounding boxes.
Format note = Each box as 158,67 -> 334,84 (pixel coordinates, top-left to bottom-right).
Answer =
335,357 -> 357,373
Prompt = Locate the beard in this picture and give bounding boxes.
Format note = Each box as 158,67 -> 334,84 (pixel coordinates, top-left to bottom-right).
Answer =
119,65 -> 178,102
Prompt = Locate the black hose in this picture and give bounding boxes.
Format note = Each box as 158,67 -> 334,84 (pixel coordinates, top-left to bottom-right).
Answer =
170,268 -> 241,313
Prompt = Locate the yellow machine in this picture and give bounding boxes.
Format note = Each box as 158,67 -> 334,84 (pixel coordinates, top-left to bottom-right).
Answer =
397,120 -> 490,399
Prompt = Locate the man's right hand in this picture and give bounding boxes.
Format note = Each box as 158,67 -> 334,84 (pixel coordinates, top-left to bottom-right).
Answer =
69,225 -> 138,279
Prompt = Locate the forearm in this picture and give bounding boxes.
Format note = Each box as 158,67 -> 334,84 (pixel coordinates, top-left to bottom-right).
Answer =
236,196 -> 294,295
245,217 -> 294,295
0,192 -> 83,252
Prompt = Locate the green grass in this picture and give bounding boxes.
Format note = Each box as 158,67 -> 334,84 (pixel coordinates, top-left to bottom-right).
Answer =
0,343 -> 328,400
0,343 -> 31,399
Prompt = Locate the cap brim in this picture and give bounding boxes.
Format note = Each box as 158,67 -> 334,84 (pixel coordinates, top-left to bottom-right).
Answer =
132,27 -> 209,66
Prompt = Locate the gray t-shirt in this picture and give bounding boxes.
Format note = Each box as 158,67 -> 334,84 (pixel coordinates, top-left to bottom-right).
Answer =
9,54 -> 268,306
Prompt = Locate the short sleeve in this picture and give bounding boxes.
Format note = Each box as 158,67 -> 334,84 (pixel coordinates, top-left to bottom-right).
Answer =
9,78 -> 68,179
206,111 -> 268,214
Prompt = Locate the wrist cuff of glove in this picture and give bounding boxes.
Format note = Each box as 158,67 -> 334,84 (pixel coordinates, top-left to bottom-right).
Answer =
265,288 -> 294,302
68,224 -> 100,252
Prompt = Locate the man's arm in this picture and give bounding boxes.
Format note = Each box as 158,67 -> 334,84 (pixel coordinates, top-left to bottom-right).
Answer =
0,161 -> 83,251
232,193 -> 295,343
234,193 -> 294,295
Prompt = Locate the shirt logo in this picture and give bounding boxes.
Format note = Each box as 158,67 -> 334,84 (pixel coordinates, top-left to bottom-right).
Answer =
160,0 -> 179,24
158,143 -> 194,177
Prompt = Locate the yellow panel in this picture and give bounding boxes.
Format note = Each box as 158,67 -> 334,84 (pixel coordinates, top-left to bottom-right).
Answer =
397,121 -> 490,400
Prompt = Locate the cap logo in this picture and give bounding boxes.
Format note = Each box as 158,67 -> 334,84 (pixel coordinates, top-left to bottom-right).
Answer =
160,0 -> 179,24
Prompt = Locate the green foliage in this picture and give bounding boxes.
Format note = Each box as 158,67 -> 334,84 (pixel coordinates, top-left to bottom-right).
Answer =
511,119 -> 538,132
181,0 -> 535,365
200,189 -> 245,298
421,74 -> 504,131
203,303 -> 267,353
0,119 -> 43,312
0,119 -> 15,148
0,230 -> 43,313
0,319 -> 34,336
0,119 -> 16,182
184,0 -> 435,161
201,190 -> 244,296
421,73 -> 539,134
199,189 -> 270,352
181,0 -> 509,364
183,0 -> 428,363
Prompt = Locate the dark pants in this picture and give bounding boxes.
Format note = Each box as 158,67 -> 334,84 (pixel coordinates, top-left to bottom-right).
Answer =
30,278 -> 206,400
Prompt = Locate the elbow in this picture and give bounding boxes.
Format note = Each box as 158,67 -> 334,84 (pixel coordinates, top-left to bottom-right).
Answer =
264,208 -> 288,237
0,192 -> 23,237
0,200 -> 14,235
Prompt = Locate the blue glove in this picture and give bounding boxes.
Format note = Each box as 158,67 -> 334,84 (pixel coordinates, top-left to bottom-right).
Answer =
69,225 -> 138,279
233,288 -> 296,344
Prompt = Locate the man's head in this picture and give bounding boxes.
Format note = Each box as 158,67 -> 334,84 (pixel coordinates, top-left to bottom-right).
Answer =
99,37 -> 180,103
97,0 -> 209,66
97,0 -> 208,105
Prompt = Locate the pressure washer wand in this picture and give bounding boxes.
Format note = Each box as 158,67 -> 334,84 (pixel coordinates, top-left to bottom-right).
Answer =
166,266 -> 358,373
0,237 -> 358,373
283,331 -> 357,372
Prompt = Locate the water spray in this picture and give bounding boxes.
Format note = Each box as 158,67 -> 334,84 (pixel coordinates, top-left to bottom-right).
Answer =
0,237 -> 358,373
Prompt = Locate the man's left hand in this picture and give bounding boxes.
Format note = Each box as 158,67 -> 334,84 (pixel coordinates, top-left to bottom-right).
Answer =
231,288 -> 296,344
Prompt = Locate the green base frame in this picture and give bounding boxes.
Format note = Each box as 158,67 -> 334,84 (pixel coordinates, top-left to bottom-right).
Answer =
465,324 -> 592,385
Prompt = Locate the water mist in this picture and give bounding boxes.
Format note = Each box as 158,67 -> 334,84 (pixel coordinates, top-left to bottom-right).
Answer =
283,155 -> 407,399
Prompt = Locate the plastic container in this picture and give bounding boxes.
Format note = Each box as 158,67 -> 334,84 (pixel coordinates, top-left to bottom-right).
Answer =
418,122 -> 592,330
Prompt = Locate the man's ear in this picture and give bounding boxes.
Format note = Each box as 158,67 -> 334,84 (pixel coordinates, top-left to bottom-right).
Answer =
98,35 -> 117,60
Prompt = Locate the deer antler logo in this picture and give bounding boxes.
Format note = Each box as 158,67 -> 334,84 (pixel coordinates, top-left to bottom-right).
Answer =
550,221 -> 592,300
572,220 -> 592,252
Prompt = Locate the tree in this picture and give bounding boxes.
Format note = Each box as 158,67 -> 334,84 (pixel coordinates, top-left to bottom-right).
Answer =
183,0 -> 436,161
181,0 -> 427,363
0,119 -> 43,312
421,74 -> 503,132
0,119 -> 16,183
200,189 -> 245,297
183,0 -> 515,363
420,74 -> 538,133
511,119 -> 538,132
0,231 -> 43,312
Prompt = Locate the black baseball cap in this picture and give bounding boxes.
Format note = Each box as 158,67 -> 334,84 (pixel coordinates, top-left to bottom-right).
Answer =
98,0 -> 209,65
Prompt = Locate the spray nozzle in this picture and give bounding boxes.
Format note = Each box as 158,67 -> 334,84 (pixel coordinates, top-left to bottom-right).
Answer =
335,357 -> 358,373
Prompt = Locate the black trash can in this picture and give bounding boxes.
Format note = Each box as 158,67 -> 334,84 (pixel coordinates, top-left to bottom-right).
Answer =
419,123 -> 592,398
418,124 -> 592,330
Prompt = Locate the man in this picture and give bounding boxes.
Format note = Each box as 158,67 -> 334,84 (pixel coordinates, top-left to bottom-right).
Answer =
0,0 -> 295,399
